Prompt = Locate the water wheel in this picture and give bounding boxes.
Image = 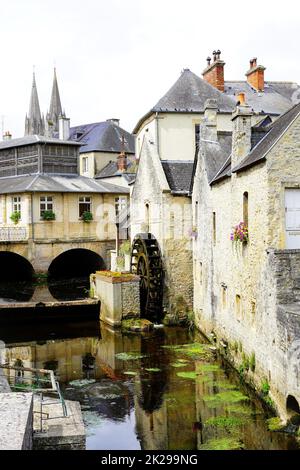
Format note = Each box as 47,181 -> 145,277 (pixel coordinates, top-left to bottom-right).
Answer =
130,234 -> 163,321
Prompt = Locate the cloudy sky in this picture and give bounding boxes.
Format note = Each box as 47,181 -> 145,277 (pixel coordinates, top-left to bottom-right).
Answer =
0,0 -> 299,138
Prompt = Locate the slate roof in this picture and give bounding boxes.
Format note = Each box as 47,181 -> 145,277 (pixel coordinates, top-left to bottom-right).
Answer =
224,81 -> 299,116
190,131 -> 232,191
95,160 -> 137,180
0,174 -> 129,194
69,121 -> 135,154
0,135 -> 80,150
133,69 -> 236,133
133,69 -> 300,134
161,160 -> 194,195
232,102 -> 300,173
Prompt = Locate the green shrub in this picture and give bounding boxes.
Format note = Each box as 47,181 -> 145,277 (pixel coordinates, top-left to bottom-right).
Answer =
41,210 -> 55,221
82,211 -> 93,223
10,211 -> 21,224
261,379 -> 270,395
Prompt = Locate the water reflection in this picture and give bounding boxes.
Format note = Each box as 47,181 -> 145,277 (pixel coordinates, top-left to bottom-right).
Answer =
0,277 -> 90,304
0,321 -> 299,451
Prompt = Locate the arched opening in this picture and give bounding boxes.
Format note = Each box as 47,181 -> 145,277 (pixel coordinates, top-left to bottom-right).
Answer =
0,252 -> 35,301
0,252 -> 34,281
48,248 -> 105,300
286,395 -> 300,415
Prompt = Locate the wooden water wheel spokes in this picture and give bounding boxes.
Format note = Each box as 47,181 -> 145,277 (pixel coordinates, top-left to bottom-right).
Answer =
130,233 -> 163,321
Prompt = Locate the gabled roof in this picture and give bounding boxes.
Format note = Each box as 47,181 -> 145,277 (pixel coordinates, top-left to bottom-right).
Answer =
69,121 -> 135,154
232,102 -> 300,173
0,174 -> 129,194
0,135 -> 81,150
161,160 -> 194,195
95,160 -> 136,182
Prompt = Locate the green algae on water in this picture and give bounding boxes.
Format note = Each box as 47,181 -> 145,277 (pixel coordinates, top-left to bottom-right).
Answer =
171,362 -> 188,368
115,352 -> 146,361
205,415 -> 247,429
226,403 -> 255,416
176,371 -> 198,380
203,390 -> 250,407
210,381 -> 238,390
200,437 -> 245,450
198,364 -> 221,373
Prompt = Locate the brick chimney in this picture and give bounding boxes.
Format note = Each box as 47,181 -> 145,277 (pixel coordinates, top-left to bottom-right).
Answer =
245,58 -> 266,91
117,152 -> 127,172
202,50 -> 225,92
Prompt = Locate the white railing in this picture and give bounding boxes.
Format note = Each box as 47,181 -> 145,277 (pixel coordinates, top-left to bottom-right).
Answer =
0,226 -> 28,242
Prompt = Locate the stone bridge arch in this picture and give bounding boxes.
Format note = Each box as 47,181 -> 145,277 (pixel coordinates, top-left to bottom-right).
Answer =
48,248 -> 106,279
0,251 -> 35,280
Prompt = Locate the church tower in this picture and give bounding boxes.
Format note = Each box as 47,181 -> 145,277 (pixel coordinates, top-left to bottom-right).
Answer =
45,68 -> 65,137
24,72 -> 44,136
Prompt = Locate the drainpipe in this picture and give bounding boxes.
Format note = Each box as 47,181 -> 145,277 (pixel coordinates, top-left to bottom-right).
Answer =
30,193 -> 35,240
155,112 -> 160,157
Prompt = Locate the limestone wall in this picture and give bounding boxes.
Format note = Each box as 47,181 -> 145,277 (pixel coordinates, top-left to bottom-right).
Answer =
193,113 -> 300,419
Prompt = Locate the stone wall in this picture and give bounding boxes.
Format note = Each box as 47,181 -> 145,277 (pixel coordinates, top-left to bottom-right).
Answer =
93,272 -> 140,327
121,280 -> 141,318
192,112 -> 300,420
131,139 -> 193,316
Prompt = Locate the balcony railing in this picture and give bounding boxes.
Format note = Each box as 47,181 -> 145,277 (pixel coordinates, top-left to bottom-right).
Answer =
0,226 -> 28,242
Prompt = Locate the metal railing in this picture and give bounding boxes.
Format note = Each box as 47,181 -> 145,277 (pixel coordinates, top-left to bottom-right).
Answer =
0,226 -> 28,242
0,364 -> 67,432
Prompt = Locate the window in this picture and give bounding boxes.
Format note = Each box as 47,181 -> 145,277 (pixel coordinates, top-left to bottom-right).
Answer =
12,196 -> 21,216
195,201 -> 198,226
40,196 -> 53,217
170,211 -> 175,239
213,212 -> 216,245
82,157 -> 89,173
115,197 -> 128,238
222,285 -> 227,309
195,124 -> 200,152
235,295 -> 241,317
243,192 -> 249,227
79,196 -> 92,218
115,197 -> 127,220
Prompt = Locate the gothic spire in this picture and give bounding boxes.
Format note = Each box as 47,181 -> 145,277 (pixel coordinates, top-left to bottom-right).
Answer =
25,72 -> 44,136
47,67 -> 63,133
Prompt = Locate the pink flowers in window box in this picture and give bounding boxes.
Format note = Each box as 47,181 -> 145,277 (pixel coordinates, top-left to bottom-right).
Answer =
230,222 -> 249,243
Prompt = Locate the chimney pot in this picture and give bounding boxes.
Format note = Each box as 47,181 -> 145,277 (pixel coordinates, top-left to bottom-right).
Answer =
3,131 -> 12,141
237,92 -> 246,105
246,57 -> 265,91
202,50 -> 225,92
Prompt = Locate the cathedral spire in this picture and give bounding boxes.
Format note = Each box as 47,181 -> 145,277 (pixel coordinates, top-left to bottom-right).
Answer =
25,71 -> 44,136
47,67 -> 64,134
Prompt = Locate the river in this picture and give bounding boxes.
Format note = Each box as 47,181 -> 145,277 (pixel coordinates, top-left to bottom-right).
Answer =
0,319 -> 299,450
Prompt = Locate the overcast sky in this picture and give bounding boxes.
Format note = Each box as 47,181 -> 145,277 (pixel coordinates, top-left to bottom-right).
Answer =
0,0 -> 299,138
